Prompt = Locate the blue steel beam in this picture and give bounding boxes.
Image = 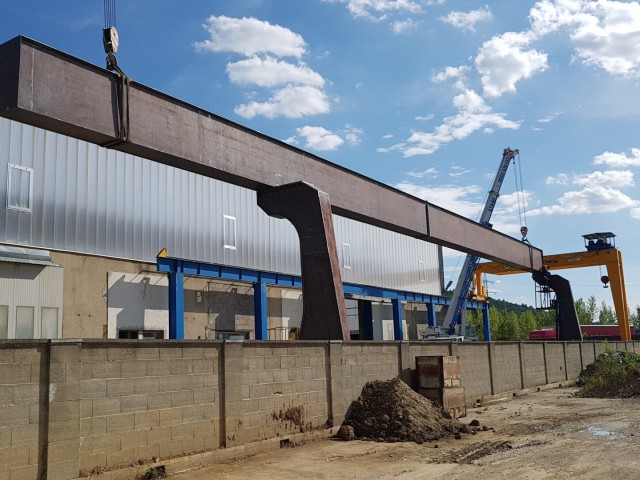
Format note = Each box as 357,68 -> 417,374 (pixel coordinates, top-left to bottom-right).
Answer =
391,299 -> 404,340
157,255 -> 489,339
253,282 -> 268,340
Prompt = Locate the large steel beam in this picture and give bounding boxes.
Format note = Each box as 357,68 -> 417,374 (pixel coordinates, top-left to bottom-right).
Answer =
0,36 -> 543,271
258,182 -> 350,341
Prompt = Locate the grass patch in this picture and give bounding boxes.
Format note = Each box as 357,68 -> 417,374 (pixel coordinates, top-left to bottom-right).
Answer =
577,345 -> 640,398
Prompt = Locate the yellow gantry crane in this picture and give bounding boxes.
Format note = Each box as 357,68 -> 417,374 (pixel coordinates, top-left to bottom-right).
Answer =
473,233 -> 631,341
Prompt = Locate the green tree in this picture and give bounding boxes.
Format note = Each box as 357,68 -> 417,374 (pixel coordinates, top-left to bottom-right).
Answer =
598,300 -> 616,325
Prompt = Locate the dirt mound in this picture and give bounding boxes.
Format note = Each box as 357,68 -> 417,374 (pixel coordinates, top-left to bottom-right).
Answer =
577,349 -> 640,398
341,378 -> 469,443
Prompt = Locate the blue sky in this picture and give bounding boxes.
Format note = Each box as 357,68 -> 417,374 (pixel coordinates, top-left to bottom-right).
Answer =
2,0 -> 640,313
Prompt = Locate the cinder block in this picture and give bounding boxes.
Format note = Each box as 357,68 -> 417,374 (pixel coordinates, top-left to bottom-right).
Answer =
106,446 -> 136,468
106,413 -> 135,434
0,364 -> 31,385
133,377 -> 161,395
120,361 -> 147,378
0,405 -> 32,427
159,408 -> 183,427
106,379 -> 135,397
50,344 -> 80,364
88,433 -> 120,453
8,463 -> 38,480
81,379 -> 107,399
182,375 -> 204,391
46,458 -> 79,480
47,420 -> 79,443
418,387 -> 466,418
80,348 -> 108,362
90,361 -> 121,380
79,452 -> 106,475
159,348 -> 183,360
49,382 -> 80,403
13,348 -> 42,364
9,424 -> 39,446
147,392 -> 172,411
182,405 -> 205,423
48,401 -> 79,423
134,348 -> 159,360
171,390 -> 194,408
121,394 -> 148,414
107,347 -> 136,361
146,425 -> 172,445
156,376 -> 182,393
134,411 -> 160,430
171,423 -> 194,440
47,439 -> 79,463
118,429 -> 147,448
92,397 -> 121,417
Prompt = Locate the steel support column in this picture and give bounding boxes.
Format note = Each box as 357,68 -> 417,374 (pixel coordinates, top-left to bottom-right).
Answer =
253,282 -> 268,340
168,272 -> 184,339
258,182 -> 349,340
426,302 -> 437,327
392,299 -> 403,340
482,307 -> 491,342
360,300 -> 374,340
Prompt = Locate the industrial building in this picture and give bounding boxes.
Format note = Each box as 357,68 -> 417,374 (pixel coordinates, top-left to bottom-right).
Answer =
0,36 -> 543,342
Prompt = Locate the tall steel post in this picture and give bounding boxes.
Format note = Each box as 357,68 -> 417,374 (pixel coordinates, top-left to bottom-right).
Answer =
392,299 -> 404,340
168,272 -> 185,339
253,282 -> 268,340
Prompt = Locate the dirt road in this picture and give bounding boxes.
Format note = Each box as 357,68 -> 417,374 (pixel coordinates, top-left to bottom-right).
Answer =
171,388 -> 640,479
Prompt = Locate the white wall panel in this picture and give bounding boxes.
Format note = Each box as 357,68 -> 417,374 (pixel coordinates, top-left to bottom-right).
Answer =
0,118 -> 441,295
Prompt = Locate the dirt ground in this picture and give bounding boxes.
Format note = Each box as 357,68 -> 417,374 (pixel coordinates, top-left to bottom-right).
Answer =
171,387 -> 640,480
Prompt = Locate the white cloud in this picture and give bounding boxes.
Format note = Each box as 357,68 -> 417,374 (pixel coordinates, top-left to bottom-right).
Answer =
382,133 -> 394,139
379,89 -> 520,157
234,85 -> 330,119
344,125 -> 364,145
572,170 -> 634,188
322,0 -> 423,20
528,186 -> 638,215
395,182 -> 483,217
538,112 -> 561,123
593,148 -> 640,167
431,65 -> 471,83
391,18 -> 422,33
449,166 -> 472,177
406,168 -> 439,179
475,31 -> 548,98
532,166 -> 639,216
530,0 -> 640,77
441,6 -> 492,32
631,208 -> 640,219
295,126 -> 345,151
546,173 -> 569,185
195,16 -> 306,58
226,56 -> 324,87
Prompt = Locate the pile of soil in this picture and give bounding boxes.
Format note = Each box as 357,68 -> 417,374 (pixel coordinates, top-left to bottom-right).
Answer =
577,350 -> 640,398
340,378 -> 469,443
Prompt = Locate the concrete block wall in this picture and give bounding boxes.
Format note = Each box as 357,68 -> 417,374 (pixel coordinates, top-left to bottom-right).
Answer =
488,343 -> 522,394
237,343 -> 329,445
520,343 -> 546,388
565,343 -> 583,379
77,343 -> 221,475
2,339 -> 639,480
340,343 -> 400,411
0,343 -> 48,480
456,343 -> 492,402
545,343 -> 567,383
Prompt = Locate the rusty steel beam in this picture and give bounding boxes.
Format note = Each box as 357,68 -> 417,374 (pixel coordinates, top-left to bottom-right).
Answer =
0,36 -> 543,271
258,182 -> 350,340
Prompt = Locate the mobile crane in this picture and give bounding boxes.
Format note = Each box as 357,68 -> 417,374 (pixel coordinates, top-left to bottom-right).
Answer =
423,148 -> 520,340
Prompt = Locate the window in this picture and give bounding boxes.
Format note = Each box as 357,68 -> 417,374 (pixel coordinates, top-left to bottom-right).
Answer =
7,164 -> 33,212
223,215 -> 236,250
0,306 -> 7,339
118,329 -> 164,339
15,306 -> 34,339
342,242 -> 351,270
418,261 -> 426,282
41,307 -> 59,339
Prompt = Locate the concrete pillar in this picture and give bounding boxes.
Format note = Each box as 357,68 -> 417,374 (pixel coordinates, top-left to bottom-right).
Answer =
258,182 -> 349,340
253,282 -> 268,340
168,272 -> 185,339
391,299 -> 403,341
327,341 -> 345,425
222,341 -> 243,447
47,341 -> 82,480
399,342 -> 412,387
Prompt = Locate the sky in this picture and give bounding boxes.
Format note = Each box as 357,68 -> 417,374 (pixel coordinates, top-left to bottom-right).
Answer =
1,0 -> 640,313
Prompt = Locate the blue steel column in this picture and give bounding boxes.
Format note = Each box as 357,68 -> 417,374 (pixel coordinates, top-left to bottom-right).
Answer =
391,299 -> 404,340
361,300 -> 374,340
482,306 -> 491,341
253,282 -> 268,340
168,272 -> 185,339
426,302 -> 437,327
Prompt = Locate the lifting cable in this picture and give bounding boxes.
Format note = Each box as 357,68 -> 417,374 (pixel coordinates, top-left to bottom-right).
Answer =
513,151 -> 529,242
102,0 -> 130,146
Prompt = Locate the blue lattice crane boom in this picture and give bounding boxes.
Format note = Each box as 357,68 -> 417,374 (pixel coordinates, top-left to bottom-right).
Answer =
441,148 -> 520,336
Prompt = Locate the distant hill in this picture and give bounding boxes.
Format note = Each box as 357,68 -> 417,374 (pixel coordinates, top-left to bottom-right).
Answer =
488,298 -> 536,315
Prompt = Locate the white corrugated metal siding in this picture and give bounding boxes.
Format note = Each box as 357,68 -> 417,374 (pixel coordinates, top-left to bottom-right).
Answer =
0,118 -> 440,294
